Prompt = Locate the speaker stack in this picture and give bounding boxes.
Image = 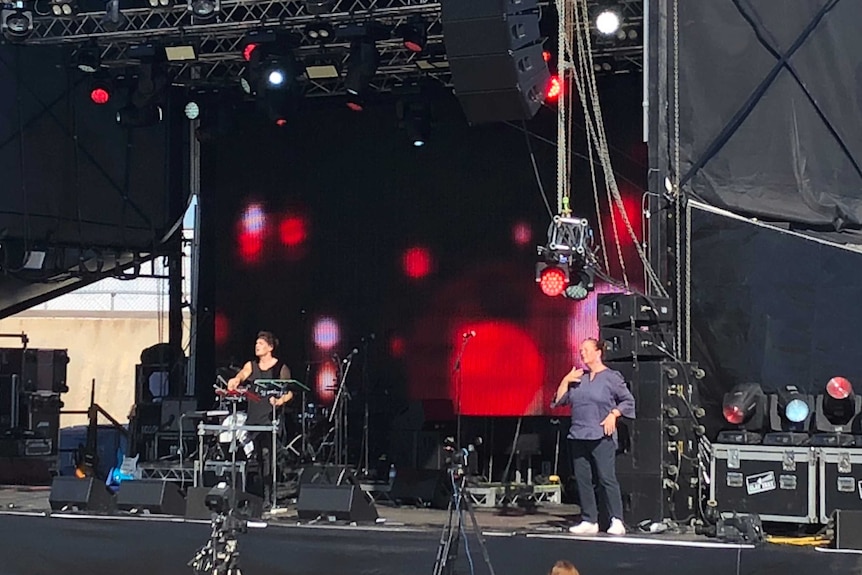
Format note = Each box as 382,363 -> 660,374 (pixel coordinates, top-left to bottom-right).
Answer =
440,0 -> 549,124
598,293 -> 706,524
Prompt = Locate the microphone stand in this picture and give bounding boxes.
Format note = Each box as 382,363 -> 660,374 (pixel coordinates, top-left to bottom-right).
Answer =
329,353 -> 356,466
359,337 -> 372,477
453,335 -> 472,450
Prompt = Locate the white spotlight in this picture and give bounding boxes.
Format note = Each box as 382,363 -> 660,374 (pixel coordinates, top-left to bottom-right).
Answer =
184,101 -> 200,120
267,69 -> 285,87
596,9 -> 621,36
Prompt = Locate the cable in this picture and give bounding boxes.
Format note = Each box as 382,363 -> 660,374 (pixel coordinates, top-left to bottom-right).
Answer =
520,120 -> 555,218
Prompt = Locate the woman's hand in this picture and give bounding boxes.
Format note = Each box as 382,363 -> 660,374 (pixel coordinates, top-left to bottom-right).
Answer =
600,412 -> 618,436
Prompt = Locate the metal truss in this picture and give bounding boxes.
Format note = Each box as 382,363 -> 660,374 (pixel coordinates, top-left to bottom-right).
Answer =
20,0 -> 643,93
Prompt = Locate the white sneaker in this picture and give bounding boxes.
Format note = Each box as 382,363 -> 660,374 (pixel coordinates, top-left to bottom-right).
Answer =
568,521 -> 599,535
607,518 -> 626,536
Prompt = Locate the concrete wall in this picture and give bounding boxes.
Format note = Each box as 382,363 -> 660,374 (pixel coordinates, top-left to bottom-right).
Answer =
0,312 -> 180,428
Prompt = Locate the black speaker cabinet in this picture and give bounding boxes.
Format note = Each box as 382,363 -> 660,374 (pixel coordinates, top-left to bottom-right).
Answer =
390,469 -> 451,509
833,509 -> 862,550
116,480 -> 185,515
185,486 -> 264,520
49,477 -> 115,513
441,0 -> 548,124
297,484 -> 378,522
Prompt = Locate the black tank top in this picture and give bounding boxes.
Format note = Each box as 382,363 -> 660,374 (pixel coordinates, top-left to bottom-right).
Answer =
245,360 -> 285,425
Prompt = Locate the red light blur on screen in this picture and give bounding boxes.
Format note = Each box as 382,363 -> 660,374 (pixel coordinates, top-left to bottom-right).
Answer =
827,376 -> 853,399
723,404 -> 745,425
389,336 -> 406,358
236,202 -> 268,264
539,267 -> 568,297
512,221 -> 532,247
90,88 -> 110,105
214,313 -> 229,347
452,321 -> 544,416
279,215 -> 308,248
238,233 -> 264,263
402,246 -> 433,279
316,362 -> 338,405
546,76 -> 562,101
313,317 -> 341,351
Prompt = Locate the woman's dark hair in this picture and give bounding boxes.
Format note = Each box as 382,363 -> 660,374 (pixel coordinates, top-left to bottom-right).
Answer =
584,337 -> 606,356
257,331 -> 279,350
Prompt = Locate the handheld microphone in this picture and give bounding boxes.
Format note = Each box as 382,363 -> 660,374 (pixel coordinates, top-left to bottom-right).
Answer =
462,330 -> 476,339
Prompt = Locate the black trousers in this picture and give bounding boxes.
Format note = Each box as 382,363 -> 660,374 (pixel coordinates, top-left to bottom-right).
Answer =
569,437 -> 624,523
249,431 -> 273,499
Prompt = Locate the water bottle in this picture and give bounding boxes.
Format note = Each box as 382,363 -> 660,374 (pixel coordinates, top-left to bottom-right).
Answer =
388,464 -> 396,485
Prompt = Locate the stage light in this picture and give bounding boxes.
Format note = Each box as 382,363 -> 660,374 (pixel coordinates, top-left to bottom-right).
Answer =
116,104 -> 163,128
90,86 -> 110,105
267,68 -> 285,87
537,264 -> 568,297
148,0 -> 170,6
1,3 -> 33,41
75,46 -> 101,73
814,377 -> 860,438
89,74 -> 112,105
398,98 -> 431,147
717,383 -> 765,444
537,216 -> 595,298
100,0 -> 124,31
764,386 -> 813,446
546,76 -> 562,101
595,9 -> 621,35
50,0 -> 75,17
344,39 -> 379,112
187,0 -> 219,21
305,22 -> 333,41
303,0 -> 333,15
184,101 -> 200,120
401,18 -> 427,53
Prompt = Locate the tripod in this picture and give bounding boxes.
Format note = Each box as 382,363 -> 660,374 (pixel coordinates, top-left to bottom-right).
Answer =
432,469 -> 496,575
188,510 -> 245,575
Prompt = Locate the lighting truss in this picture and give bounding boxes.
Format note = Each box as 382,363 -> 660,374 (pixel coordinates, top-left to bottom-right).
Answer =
22,0 -> 451,94
21,0 -> 643,94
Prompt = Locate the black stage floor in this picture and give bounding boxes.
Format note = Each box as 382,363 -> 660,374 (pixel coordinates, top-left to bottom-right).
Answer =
0,489 -> 861,575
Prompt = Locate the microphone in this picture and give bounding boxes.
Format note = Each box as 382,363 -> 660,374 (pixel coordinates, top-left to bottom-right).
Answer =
342,348 -> 360,363
462,330 -> 476,339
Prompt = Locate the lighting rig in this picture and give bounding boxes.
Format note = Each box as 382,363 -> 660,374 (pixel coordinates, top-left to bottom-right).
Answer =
536,216 -> 596,300
12,1 -> 643,95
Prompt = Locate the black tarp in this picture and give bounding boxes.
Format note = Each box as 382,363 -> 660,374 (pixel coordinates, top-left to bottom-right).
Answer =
0,45 -> 174,249
691,204 -> 862,420
678,0 -> 862,237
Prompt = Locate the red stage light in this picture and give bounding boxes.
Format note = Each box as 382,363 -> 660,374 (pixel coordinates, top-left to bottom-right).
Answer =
278,215 -> 307,247
723,404 -> 745,425
827,376 -> 853,400
90,87 -> 110,105
237,232 -> 263,264
546,76 -> 562,101
543,50 -> 552,62
316,361 -> 338,405
402,246 -> 432,279
275,118 -> 287,127
539,266 -> 568,297
346,101 -> 364,112
243,43 -> 258,62
404,40 -> 423,53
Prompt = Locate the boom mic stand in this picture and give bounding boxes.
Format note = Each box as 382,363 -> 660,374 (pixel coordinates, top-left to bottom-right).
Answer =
327,350 -> 357,466
452,333 -> 473,450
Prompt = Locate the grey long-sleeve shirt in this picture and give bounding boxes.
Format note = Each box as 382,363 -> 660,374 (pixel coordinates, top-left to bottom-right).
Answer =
550,368 -> 636,441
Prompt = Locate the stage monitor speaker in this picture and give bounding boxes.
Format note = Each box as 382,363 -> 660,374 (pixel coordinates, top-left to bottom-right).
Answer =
296,484 -> 378,522
833,509 -> 862,550
116,480 -> 185,515
441,0 -> 548,124
390,468 -> 451,509
185,486 -> 264,520
298,464 -> 358,486
49,476 -> 115,513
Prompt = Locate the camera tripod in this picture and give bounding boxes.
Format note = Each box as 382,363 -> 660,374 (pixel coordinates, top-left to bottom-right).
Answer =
432,470 -> 496,575
188,511 -> 246,575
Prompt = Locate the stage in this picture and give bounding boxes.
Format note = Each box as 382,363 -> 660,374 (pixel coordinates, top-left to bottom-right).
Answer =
1,488 -> 861,575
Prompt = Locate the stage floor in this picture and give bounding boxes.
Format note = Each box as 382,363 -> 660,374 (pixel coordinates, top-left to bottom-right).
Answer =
1,487 -> 861,575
